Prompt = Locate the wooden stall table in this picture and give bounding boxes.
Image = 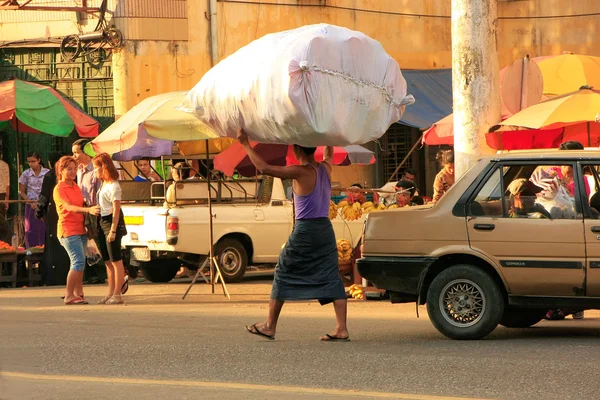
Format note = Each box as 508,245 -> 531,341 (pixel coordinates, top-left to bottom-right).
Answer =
17,248 -> 44,287
0,250 -> 18,288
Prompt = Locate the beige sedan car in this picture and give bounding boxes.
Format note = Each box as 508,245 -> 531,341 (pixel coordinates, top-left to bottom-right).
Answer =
357,151 -> 600,339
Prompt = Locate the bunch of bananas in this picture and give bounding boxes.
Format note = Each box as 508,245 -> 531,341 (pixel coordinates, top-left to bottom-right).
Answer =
361,201 -> 375,214
338,200 -> 362,221
348,284 -> 365,300
363,202 -> 388,214
337,239 -> 353,262
387,204 -> 399,209
329,200 -> 338,220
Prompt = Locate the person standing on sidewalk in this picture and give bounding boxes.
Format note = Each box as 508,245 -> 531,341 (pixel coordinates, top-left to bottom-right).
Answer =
238,129 -> 349,342
53,156 -> 100,304
93,153 -> 127,305
72,139 -> 105,284
19,151 -> 50,248
35,152 -> 71,286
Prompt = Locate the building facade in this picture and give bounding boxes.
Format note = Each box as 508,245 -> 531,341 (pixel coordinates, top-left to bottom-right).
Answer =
1,0 -> 599,193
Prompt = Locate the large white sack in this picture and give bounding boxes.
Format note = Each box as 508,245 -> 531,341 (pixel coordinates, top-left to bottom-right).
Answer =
181,23 -> 414,147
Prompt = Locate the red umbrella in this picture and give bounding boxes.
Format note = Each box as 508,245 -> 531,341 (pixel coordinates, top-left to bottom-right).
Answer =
286,145 -> 376,166
214,142 -> 289,177
214,143 -> 376,177
486,122 -> 600,150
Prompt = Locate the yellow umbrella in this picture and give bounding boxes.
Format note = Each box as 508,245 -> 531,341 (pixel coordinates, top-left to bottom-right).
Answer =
499,87 -> 600,131
90,91 -> 233,160
536,53 -> 600,95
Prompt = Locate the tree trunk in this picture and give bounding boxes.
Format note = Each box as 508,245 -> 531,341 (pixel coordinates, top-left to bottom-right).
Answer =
451,0 -> 502,177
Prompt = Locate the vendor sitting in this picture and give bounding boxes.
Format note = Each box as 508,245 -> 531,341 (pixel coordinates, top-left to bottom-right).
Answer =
164,162 -> 190,206
342,182 -> 367,204
393,180 -> 417,207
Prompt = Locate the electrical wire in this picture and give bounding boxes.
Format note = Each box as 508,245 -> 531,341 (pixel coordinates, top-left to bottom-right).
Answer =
218,0 -> 600,20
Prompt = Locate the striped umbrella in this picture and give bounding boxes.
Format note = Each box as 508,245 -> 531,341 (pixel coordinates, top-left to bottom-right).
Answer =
0,78 -> 99,137
89,91 -> 233,160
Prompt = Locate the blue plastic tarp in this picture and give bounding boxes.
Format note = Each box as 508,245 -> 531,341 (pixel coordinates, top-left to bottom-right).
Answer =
399,69 -> 452,129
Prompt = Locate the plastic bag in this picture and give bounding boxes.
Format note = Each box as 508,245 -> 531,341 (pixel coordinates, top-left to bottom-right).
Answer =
86,238 -> 102,266
181,24 -> 414,147
530,167 -> 576,218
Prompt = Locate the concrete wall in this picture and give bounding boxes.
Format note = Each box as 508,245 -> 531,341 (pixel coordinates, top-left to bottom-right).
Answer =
2,0 -> 600,186
4,0 -> 599,113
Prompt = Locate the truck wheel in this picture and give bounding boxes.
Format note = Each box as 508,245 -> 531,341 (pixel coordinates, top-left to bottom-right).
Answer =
426,264 -> 504,340
500,309 -> 545,328
140,259 -> 180,283
215,239 -> 248,283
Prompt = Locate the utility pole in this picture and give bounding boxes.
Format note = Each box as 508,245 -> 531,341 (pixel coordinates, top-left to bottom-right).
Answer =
451,0 -> 502,177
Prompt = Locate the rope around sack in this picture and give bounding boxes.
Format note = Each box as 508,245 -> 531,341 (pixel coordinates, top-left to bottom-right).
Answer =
298,61 -> 415,108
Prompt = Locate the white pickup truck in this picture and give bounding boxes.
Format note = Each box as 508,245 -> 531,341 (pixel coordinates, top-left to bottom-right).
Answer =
119,175 -> 364,283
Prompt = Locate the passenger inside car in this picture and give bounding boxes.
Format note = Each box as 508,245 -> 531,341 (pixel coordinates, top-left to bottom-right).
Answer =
506,178 -> 551,219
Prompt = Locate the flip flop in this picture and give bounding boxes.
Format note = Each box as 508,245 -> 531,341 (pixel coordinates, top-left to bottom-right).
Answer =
64,298 -> 86,305
245,324 -> 275,340
320,333 -> 350,342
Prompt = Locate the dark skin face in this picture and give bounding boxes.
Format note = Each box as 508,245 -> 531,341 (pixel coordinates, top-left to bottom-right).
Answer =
402,172 -> 415,182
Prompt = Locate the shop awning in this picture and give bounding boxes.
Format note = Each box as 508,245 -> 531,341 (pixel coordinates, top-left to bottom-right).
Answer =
399,69 -> 452,129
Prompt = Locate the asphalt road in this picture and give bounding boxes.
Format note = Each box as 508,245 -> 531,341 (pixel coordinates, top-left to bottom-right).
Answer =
2,278 -> 600,400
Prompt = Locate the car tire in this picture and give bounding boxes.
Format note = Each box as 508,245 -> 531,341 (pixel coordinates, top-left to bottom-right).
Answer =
426,264 -> 504,340
214,238 -> 248,283
500,309 -> 545,328
139,259 -> 180,283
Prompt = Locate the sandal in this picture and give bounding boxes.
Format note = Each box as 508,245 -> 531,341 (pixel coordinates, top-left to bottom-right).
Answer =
97,296 -> 112,304
319,333 -> 350,342
64,297 -> 86,305
245,324 -> 275,340
107,297 -> 125,305
121,276 -> 129,295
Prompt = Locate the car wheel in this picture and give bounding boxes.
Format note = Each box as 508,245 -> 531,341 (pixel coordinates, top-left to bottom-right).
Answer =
426,264 -> 504,340
139,259 -> 180,283
500,309 -> 545,328
214,238 -> 248,283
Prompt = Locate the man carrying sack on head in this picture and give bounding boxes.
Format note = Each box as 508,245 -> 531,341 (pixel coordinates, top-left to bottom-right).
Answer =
238,129 -> 350,342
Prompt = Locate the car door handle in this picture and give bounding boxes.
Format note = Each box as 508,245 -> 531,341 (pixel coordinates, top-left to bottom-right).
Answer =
592,226 -> 600,233
474,224 -> 495,231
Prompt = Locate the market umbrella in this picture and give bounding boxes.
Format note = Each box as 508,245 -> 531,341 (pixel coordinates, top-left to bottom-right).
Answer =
422,114 -> 457,146
214,143 -> 376,177
422,112 -> 514,146
286,145 -> 376,166
499,88 -> 600,130
536,53 -> 600,95
487,121 -> 600,150
0,78 -> 99,137
89,91 -> 233,160
422,53 -> 600,146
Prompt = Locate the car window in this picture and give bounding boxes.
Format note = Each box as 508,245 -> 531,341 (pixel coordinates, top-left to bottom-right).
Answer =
468,163 -> 580,219
469,168 -> 503,217
282,179 -> 293,200
580,164 -> 600,218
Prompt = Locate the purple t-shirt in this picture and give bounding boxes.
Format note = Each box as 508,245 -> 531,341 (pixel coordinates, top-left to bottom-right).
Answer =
294,163 -> 331,220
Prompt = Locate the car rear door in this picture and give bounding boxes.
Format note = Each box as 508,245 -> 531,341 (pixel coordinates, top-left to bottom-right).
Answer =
466,161 -> 586,296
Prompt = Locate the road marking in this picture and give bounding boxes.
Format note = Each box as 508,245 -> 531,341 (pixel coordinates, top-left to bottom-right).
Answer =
3,371 -> 491,400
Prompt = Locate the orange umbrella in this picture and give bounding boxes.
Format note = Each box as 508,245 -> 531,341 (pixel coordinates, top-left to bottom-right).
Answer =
499,88 -> 600,130
536,53 -> 600,95
423,53 -> 600,146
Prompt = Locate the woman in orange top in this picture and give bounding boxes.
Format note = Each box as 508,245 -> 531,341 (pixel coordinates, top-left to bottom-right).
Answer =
53,156 -> 100,305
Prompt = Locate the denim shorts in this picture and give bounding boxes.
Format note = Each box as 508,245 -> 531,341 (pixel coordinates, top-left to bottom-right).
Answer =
59,234 -> 88,272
